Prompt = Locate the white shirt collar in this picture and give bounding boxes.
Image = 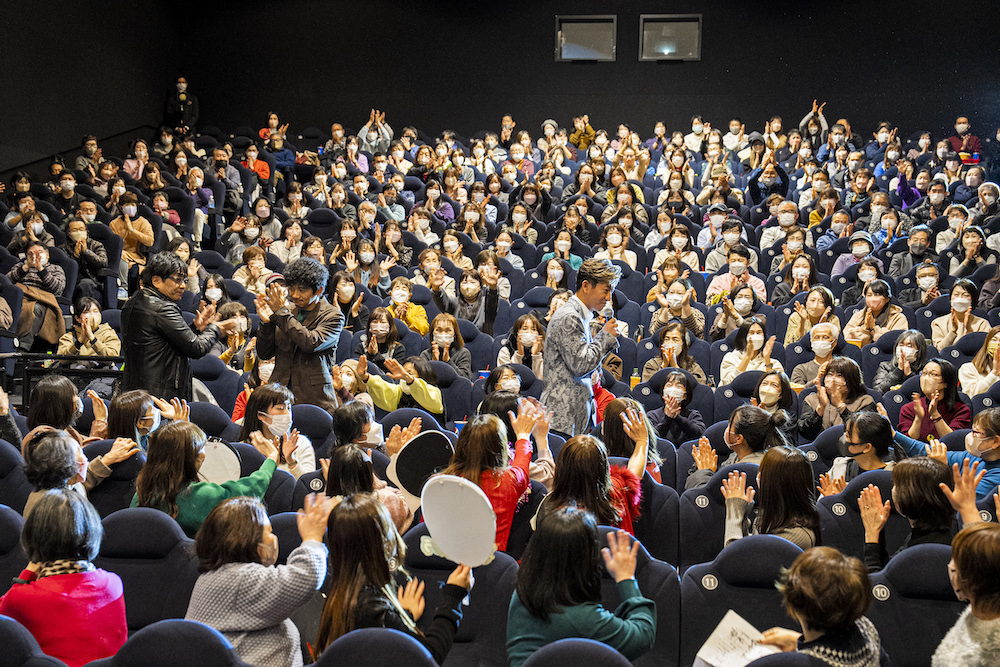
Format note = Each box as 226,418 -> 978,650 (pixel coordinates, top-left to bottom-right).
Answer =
570,294 -> 594,323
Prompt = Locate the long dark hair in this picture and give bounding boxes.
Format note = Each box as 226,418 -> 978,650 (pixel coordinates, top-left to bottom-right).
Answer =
516,505 -> 602,621
27,375 -> 78,431
925,358 -> 960,413
756,446 -> 820,541
844,411 -> 903,461
441,414 -> 508,486
315,494 -> 406,651
730,404 -> 789,453
107,390 -> 153,440
601,398 -> 661,467
326,445 -> 375,497
546,435 -> 618,526
820,357 -> 867,404
367,307 -> 399,350
238,383 -> 295,443
135,422 -> 206,518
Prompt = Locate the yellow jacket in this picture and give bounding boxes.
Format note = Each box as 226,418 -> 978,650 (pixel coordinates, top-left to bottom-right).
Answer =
388,302 -> 429,336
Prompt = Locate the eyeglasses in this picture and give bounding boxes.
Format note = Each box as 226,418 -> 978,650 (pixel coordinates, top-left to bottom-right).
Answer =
164,274 -> 186,284
919,370 -> 942,379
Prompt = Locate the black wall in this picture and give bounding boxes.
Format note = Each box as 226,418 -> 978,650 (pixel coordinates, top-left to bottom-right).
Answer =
5,0 -> 1000,175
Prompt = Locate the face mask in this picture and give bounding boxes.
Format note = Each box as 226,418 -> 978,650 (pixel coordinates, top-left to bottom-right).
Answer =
548,267 -> 564,282
758,386 -> 781,405
919,138 -> 930,149
258,362 -> 274,382
390,289 -> 409,304
897,345 -> 917,363
870,204 -> 886,218
69,230 -> 87,242
177,81 -> 188,93
831,222 -> 846,234
812,339 -> 834,357
443,240 -> 459,253
510,153 -> 524,162
606,234 -> 622,246
760,177 -> 776,187
245,151 -> 257,161
929,193 -> 945,205
729,261 -> 747,276
853,244 -> 870,259
341,230 -> 356,242
664,385 -> 686,402
833,134 -> 846,145
511,212 -> 526,224
433,332 -> 454,347
910,241 -> 928,255
616,193 -> 630,205
523,194 -> 537,205
952,297 -> 972,313
661,292 -> 683,309
371,323 -> 390,336
956,124 -> 969,134
500,378 -> 521,393
792,266 -> 810,280
473,147 -> 485,158
205,288 -> 223,301
748,333 -> 765,350
866,296 -> 885,311
61,180 -> 75,191
669,180 -> 683,191
356,182 -> 369,194
984,194 -> 997,206
722,231 -> 740,246
881,217 -> 895,231
877,132 -> 890,143
734,297 -> 754,315
335,168 -> 347,179
503,172 -> 517,183
948,216 -> 964,231
671,236 -> 688,250
289,194 -> 302,203
123,205 -> 137,217
263,411 -> 292,438
555,240 -> 572,253
244,227 -> 260,240
519,332 -> 538,347
460,283 -> 480,299
848,160 -> 861,172
859,270 -> 879,285
139,410 -> 161,436
576,204 -> 589,216
417,218 -> 430,231
887,151 -> 900,161
916,276 -> 937,292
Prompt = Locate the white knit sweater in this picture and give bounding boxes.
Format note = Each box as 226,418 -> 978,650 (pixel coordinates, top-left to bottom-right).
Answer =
185,540 -> 328,667
933,607 -> 1000,667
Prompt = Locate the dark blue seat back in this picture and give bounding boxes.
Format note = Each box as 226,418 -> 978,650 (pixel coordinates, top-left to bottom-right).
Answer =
678,462 -> 761,570
85,619 -> 253,667
817,469 -> 911,560
83,440 -> 147,518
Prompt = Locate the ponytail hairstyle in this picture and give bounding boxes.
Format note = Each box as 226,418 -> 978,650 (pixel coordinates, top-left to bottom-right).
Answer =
729,404 -> 789,453
844,411 -> 904,462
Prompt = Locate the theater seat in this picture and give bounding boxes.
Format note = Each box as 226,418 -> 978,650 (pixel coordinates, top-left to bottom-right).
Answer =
504,479 -> 547,562
0,615 -> 66,667
866,543 -> 965,667
678,462 -> 761,570
403,523 -> 518,667
312,628 -> 436,667
191,355 -> 242,415
798,424 -> 844,483
0,506 -> 26,596
85,619 -> 254,667
83,440 -> 147,518
680,535 -> 803,667
93,508 -> 200,633
428,360 -> 474,425
291,404 -> 334,459
229,443 -> 296,515
522,638 -> 632,667
817,470 -> 910,560
0,440 -> 32,515
188,402 -> 241,442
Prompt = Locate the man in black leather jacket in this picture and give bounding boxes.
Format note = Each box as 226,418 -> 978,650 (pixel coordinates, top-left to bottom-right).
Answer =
121,252 -> 239,400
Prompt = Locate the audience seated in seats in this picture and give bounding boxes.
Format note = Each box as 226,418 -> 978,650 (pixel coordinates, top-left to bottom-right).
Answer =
422,312 -> 474,380
760,202 -> 803,252
326,443 -> 413,532
506,507 -> 655,667
431,266 -> 500,336
232,246 -> 274,297
474,249 -> 512,301
110,192 -> 154,291
7,242 -> 66,351
784,286 -> 841,346
703,217 -> 759,271
900,261 -> 947,311
380,219 -> 413,268
209,302 -> 254,373
706,244 -> 766,301
687,404 -> 787,490
977,264 -> 1000,311
799,357 -> 876,442
644,371 -> 705,449
887,403 -> 1000,500
933,522 -> 1000,666
931,278 -> 990,349
201,272 -> 233,309
314,494 -> 472,663
455,201 -> 488,245
752,371 -> 798,442
651,224 -> 699,273
256,258 -> 345,412
840,257 -> 886,310
710,283 -> 763,342
722,445 -> 819,549
759,547 -> 886,664
771,251 -> 817,308
819,412 -> 900,498
133,421 -> 277,537
643,322 -> 707,384
950,226 -> 994,279
282,182 -> 311,220
888,225 -> 937,277
331,401 -> 381,450
185,496 -> 330,667
386,276 -> 428,335
0,489 -> 127,667
960,326 -> 1000,397
167,238 -> 209,295
815,208 -> 852,253
859,456 -> 957,573
593,223 -> 638,270
329,271 -> 369,334
301,236 -> 327,266
479,391 -> 556,491
873,329 -> 928,393
412,248 -> 454,297
61,216 -> 108,301
789,321 -> 839,385
232,356 -> 278,422
542,229 -> 584,271
222,216 -> 267,266
441,401 -> 541,551
57,296 -> 121,361
238,384 -> 315,480
541,258 -> 571,291
493,229 -> 524,271
26,374 -> 112,447
843,279 -> 907,346
898,358 -> 971,442
441,229 -> 472,271
832,230 -> 880,278
649,274 -> 705,339
407,208 -> 440,248
20,426 -> 138,518
348,238 -> 392,299
356,355 -> 444,419
497,313 -> 545,380
720,317 -> 783,385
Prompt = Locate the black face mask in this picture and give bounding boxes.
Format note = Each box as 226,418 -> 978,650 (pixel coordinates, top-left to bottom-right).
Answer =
668,201 -> 685,212
216,159 -> 228,168
838,436 -> 863,458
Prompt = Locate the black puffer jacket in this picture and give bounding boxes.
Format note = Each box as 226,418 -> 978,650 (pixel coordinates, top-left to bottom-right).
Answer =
121,286 -> 222,400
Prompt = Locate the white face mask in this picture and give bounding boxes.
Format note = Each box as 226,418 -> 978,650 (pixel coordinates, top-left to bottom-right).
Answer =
371,323 -> 390,336
778,212 -> 796,226
263,411 -> 292,438
244,227 -> 260,239
194,177 -> 204,187
496,240 -> 511,252
671,236 -> 688,250
734,296 -> 754,315
519,332 -> 538,347
664,385 -> 685,402
433,332 -> 454,348
812,339 -> 833,357
852,244 -> 870,258
858,269 -> 877,283
359,251 -> 376,264
205,288 -> 223,302
443,240 -> 459,253
669,180 -> 683,191
555,240 -> 572,253
897,345 -> 917,363
606,234 -> 622,247
665,293 -> 684,309
122,205 -> 137,217
391,289 -> 409,304
747,333 -> 765,350
917,276 -> 937,291
548,267 -> 564,282
500,378 -> 521,393
792,266 -> 810,280
258,362 -> 275,382
929,192 -> 945,205
723,231 -> 740,246
729,261 -> 747,276
69,230 -> 87,242
966,432 -> 994,458
511,212 -> 526,224
787,240 -> 804,252
952,297 -> 972,313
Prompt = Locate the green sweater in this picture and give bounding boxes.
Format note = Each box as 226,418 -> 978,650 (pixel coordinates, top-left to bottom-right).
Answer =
506,578 -> 656,667
131,459 -> 277,537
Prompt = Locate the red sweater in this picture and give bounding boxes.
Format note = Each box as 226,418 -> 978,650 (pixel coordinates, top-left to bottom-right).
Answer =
610,466 -> 643,536
0,568 -> 127,667
480,438 -> 531,551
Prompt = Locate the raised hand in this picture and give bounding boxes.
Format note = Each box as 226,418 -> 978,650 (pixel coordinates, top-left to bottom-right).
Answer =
355,355 -> 370,383
817,473 -> 847,497
601,530 -> 639,583
255,294 -> 273,323
297,493 -> 339,543
693,438 -> 718,471
397,578 -> 426,620
859,484 -> 891,542
620,406 -> 649,445
86,389 -> 108,422
939,458 -> 985,525
103,438 -> 140,465
911,393 -> 926,420
508,401 -> 537,441
384,358 -> 414,384
194,301 -> 217,331
721,470 -> 755,503
153,396 -> 189,422
925,437 -> 948,465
